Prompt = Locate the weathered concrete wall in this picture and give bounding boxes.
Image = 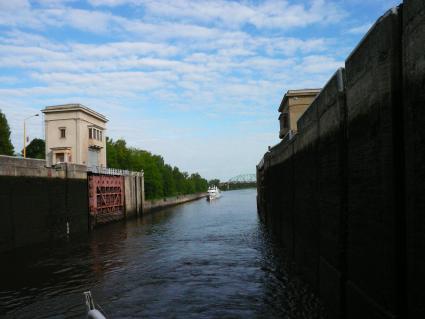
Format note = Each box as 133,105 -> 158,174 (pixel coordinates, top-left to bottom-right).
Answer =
345,8 -> 402,318
0,155 -> 87,179
143,193 -> 207,212
257,2 -> 424,317
124,173 -> 143,218
263,70 -> 348,318
316,69 -> 347,319
0,158 -> 88,253
0,156 -> 147,252
293,99 -> 320,291
403,0 -> 425,317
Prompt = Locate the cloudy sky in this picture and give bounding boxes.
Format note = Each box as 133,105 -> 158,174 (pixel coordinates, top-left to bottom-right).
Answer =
0,0 -> 400,180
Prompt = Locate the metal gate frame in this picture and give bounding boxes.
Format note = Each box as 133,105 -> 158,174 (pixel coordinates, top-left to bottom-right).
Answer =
88,174 -> 125,228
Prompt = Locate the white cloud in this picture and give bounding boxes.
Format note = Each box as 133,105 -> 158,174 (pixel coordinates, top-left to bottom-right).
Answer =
261,37 -> 328,56
88,0 -> 130,6
37,8 -> 116,33
88,0 -> 346,30
71,42 -> 179,58
33,0 -> 79,7
0,0 -> 364,178
348,22 -> 373,34
298,55 -> 343,74
0,0 -> 30,11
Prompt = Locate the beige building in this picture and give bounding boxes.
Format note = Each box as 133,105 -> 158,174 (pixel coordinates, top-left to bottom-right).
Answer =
278,89 -> 321,139
42,104 -> 108,167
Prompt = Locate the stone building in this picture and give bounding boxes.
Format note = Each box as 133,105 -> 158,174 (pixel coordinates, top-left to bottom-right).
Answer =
278,89 -> 321,139
42,104 -> 108,167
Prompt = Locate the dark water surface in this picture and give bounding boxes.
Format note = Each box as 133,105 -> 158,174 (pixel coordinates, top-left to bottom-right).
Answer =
0,189 -> 323,318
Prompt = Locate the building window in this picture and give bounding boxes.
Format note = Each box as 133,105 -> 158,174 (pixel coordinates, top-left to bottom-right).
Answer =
56,153 -> 65,163
89,127 -> 103,141
59,128 -> 66,138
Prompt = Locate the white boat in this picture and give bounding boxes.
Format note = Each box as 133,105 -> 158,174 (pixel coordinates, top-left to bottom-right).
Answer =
207,186 -> 221,201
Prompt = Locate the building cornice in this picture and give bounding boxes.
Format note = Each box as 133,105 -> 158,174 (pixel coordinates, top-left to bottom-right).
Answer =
278,89 -> 321,112
41,104 -> 108,123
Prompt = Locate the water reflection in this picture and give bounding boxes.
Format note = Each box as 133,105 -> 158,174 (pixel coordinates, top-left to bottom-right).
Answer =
0,189 -> 324,318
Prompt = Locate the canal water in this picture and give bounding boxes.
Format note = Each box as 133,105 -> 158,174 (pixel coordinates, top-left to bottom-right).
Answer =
0,189 -> 323,318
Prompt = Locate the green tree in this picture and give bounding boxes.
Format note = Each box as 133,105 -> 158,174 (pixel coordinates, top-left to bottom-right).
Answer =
0,110 -> 14,155
162,164 -> 177,196
209,179 -> 220,187
142,157 -> 164,199
106,137 -> 208,200
22,138 -> 45,159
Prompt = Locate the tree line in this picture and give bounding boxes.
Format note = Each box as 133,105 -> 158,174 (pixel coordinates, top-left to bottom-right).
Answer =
106,138 -> 209,199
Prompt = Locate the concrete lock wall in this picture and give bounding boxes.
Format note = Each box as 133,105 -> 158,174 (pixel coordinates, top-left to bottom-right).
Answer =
0,156 -> 89,253
403,0 -> 425,317
317,69 -> 347,319
345,7 -> 402,318
0,153 -> 207,251
124,173 -> 144,218
143,193 -> 206,212
292,100 -> 320,292
0,156 -> 146,253
257,1 -> 425,317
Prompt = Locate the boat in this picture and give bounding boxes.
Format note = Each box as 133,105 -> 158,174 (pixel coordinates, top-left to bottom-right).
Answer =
84,291 -> 107,319
207,186 -> 221,201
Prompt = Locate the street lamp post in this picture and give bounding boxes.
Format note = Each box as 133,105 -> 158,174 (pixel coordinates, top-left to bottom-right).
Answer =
23,113 -> 39,158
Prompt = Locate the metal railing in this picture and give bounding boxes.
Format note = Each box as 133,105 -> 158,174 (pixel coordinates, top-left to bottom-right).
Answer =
87,166 -> 143,176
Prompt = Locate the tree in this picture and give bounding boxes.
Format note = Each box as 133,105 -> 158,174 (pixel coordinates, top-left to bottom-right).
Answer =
162,164 -> 177,196
106,137 -> 209,200
23,138 -> 45,159
0,110 -> 14,155
209,179 -> 220,187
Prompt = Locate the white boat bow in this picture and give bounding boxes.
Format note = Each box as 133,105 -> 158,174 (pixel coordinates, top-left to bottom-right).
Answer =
207,186 -> 222,201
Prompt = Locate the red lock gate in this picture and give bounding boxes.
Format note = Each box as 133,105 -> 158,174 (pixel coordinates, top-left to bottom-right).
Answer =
88,174 -> 125,228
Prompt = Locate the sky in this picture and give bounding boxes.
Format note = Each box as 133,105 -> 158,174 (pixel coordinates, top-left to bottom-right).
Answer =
0,0 -> 401,180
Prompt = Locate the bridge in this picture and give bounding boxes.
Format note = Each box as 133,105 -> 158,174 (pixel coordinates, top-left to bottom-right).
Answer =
227,174 -> 256,184
220,174 -> 257,190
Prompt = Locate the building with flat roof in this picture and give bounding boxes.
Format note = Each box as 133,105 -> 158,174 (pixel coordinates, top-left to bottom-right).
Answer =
41,104 -> 108,167
278,89 -> 321,139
